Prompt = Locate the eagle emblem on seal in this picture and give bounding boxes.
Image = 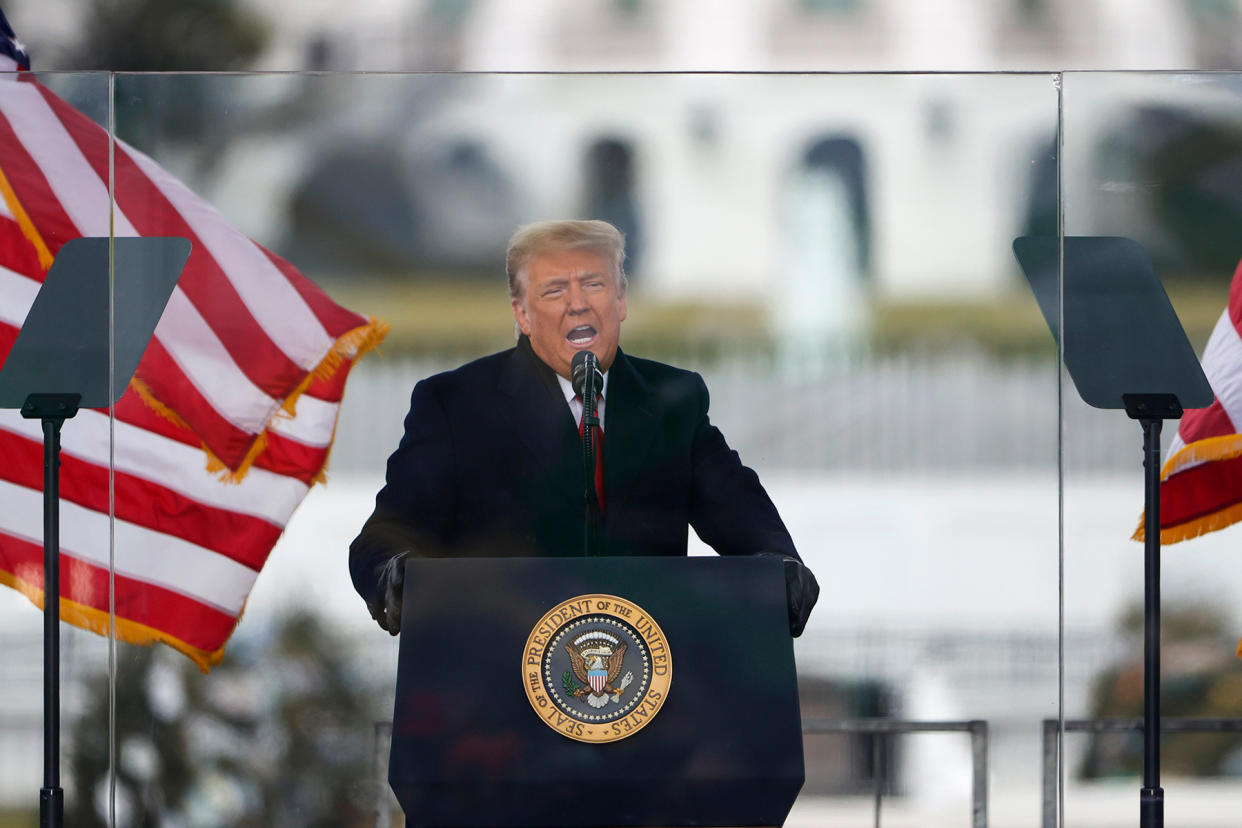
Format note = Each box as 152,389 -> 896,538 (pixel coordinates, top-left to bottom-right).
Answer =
565,629 -> 634,709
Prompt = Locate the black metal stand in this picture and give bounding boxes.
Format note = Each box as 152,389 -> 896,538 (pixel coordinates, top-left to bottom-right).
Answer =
581,391 -> 601,557
0,237 -> 190,826
1123,392 -> 1182,828
1015,236 -> 1213,828
22,392 -> 81,828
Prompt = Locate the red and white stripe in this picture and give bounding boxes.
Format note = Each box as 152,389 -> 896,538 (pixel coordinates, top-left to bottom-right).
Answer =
1142,258 -> 1242,543
1166,261 -> 1242,466
0,77 -> 379,668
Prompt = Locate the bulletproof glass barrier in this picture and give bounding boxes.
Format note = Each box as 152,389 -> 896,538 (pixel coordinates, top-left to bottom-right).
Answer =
1058,72 -> 1242,827
2,70 -> 1071,826
0,70 -> 117,826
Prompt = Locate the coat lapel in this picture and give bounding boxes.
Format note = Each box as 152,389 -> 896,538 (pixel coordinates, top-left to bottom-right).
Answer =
601,349 -> 658,529
497,337 -> 584,510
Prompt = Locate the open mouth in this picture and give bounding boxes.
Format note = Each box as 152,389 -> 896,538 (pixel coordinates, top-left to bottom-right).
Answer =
567,325 -> 598,346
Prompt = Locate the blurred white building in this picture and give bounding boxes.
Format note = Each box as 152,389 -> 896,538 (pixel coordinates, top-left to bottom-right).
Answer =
13,1 -> 1242,320
245,0 -> 1210,74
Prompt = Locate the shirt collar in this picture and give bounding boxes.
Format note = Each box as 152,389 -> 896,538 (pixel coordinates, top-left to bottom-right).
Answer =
556,370 -> 609,404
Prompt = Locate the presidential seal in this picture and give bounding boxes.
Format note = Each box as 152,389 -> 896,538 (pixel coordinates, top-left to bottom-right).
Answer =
522,594 -> 672,743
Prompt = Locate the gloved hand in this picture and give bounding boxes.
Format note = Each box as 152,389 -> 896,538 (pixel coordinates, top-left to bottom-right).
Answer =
367,551 -> 410,636
760,552 -> 820,637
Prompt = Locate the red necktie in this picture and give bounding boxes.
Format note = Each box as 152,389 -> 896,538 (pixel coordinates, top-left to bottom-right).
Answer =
578,396 -> 605,511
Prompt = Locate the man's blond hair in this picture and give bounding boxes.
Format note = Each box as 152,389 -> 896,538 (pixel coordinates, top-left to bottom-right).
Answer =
505,219 -> 628,301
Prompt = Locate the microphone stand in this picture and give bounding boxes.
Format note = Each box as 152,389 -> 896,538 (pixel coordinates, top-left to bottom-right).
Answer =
572,351 -> 603,557
581,374 -> 602,557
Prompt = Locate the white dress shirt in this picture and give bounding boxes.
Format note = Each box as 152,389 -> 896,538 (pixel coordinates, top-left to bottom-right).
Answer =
556,371 -> 608,431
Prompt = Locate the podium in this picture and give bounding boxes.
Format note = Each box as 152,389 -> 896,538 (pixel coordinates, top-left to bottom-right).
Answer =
390,555 -> 805,828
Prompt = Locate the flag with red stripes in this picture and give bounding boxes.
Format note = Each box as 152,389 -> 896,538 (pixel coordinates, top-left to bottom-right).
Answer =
1133,257 -> 1242,547
0,74 -> 386,671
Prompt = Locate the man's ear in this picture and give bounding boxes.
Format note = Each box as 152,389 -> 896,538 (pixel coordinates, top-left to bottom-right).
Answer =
512,298 -> 532,336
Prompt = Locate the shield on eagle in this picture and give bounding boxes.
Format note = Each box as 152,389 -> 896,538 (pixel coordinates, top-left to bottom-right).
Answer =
565,629 -> 629,706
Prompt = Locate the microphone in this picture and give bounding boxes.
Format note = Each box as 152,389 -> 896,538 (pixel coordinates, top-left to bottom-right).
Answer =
571,350 -> 602,402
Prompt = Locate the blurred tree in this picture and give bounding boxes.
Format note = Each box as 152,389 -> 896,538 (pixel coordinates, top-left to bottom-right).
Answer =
583,137 -> 644,279
65,0 -> 268,72
1025,106 -> 1242,283
1079,601 -> 1242,779
61,0 -> 269,145
1137,107 -> 1242,278
68,610 -> 382,827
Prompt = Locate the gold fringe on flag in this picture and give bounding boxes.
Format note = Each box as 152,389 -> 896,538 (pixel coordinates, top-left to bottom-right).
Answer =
1157,433 -> 1242,481
1135,501 -> 1242,545
129,376 -> 268,484
129,376 -> 194,431
279,316 -> 390,419
0,161 -> 53,271
1132,434 -> 1242,544
131,316 -> 390,484
203,431 -> 270,484
0,569 -> 227,672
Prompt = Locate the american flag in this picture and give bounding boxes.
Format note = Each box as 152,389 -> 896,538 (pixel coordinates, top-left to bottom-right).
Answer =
1134,256 -> 1242,546
0,10 -> 28,73
0,73 -> 386,671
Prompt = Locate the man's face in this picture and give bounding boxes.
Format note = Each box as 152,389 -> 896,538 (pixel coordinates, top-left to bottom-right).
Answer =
513,247 -> 627,379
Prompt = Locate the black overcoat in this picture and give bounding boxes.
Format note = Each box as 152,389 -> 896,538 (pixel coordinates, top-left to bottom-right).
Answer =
349,336 -> 798,605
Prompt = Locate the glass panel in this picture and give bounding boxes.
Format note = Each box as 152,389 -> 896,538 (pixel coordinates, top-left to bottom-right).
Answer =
0,71 -> 113,826
1062,71 -> 1242,825
104,71 -> 1060,825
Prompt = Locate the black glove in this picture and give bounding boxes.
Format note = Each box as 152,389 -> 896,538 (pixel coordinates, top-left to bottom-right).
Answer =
760,552 -> 820,637
367,551 -> 410,636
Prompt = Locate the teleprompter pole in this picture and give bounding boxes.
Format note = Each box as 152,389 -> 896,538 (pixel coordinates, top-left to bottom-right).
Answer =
23,393 -> 81,828
1140,415 -> 1163,828
1124,393 -> 1181,828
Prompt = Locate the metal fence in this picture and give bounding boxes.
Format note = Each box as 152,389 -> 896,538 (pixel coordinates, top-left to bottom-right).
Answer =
330,349 -> 1136,477
802,718 -> 989,828
1040,717 -> 1242,828
373,721 -> 393,828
